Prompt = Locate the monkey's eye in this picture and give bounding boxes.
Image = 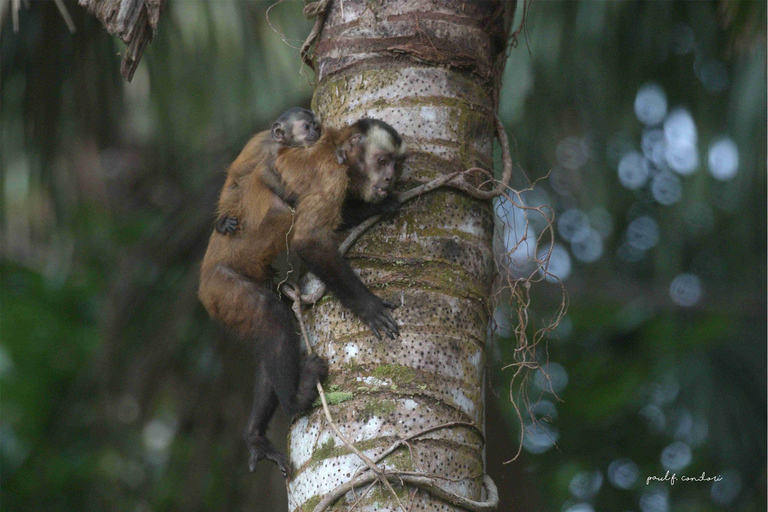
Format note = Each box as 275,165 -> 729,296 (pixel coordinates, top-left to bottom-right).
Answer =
378,157 -> 389,166
303,123 -> 310,130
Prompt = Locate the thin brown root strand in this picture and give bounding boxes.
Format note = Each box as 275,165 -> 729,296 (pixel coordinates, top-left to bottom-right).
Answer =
489,174 -> 566,461
266,0 -> 302,50
300,0 -> 332,70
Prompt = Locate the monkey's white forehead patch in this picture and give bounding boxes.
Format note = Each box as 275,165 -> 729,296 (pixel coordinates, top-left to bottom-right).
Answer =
367,125 -> 406,157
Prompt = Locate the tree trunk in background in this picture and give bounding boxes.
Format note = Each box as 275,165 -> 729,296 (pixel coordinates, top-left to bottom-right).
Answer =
289,1 -> 511,510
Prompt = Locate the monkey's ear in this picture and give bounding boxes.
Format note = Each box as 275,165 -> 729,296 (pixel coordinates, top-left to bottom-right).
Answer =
271,123 -> 285,143
336,133 -> 363,163
348,133 -> 363,149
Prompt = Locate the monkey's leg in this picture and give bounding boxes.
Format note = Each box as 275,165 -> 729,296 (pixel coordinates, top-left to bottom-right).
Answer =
201,267 -> 311,410
202,268 -> 295,477
257,294 -> 328,416
244,362 -> 291,477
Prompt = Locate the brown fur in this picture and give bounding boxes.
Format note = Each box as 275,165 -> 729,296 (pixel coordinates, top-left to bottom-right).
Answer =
274,127 -> 350,243
215,131 -> 292,233
215,108 -> 319,235
198,126 -> 356,337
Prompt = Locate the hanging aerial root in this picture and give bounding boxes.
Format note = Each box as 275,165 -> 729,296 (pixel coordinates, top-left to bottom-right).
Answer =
300,0 -> 332,70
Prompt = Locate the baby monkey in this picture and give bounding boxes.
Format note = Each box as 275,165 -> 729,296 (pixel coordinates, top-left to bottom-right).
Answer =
215,107 -> 320,234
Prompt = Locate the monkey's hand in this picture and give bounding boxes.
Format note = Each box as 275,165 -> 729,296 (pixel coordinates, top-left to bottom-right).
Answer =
338,196 -> 400,231
215,215 -> 238,235
379,196 -> 401,217
359,296 -> 399,340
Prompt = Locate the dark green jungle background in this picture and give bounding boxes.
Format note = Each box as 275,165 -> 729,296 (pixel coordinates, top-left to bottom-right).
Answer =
1,1 -> 765,511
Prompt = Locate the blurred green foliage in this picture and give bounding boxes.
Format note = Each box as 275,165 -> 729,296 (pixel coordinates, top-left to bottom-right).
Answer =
489,2 -> 765,511
1,1 -> 765,512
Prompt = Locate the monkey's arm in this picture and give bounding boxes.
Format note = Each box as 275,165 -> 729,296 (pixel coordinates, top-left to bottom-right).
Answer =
294,240 -> 399,339
290,177 -> 399,339
214,179 -> 243,235
262,168 -> 299,209
338,196 -> 400,231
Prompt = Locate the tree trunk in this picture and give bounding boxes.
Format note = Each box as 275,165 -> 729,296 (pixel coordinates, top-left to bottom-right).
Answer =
289,1 -> 511,510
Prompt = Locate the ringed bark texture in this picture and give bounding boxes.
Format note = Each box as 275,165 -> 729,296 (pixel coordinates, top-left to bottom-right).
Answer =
288,1 -> 508,510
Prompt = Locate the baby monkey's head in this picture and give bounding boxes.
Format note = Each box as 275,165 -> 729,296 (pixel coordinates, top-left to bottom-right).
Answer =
271,107 -> 320,147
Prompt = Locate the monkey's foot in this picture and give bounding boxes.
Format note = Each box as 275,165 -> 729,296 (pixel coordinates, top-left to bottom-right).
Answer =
247,436 -> 291,479
291,354 -> 329,414
304,353 -> 329,383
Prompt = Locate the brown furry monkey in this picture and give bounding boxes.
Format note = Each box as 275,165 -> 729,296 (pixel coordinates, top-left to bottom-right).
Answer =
198,118 -> 405,478
214,107 -> 320,235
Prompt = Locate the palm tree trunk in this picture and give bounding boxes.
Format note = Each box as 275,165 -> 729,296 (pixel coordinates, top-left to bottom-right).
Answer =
289,1 -> 512,510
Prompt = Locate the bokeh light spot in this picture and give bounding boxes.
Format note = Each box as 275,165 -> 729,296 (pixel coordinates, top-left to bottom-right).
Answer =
651,172 -> 683,205
708,137 -> 739,180
539,243 -> 572,282
661,441 -> 692,471
635,83 -> 668,126
534,362 -> 569,394
558,209 -> 589,242
711,469 -> 742,506
571,228 -> 603,263
564,504 -> 595,512
556,136 -> 589,170
608,458 -> 640,490
626,215 -> 659,251
522,421 -> 559,454
569,470 -> 603,500
618,152 -> 651,190
669,273 -> 702,307
143,419 -> 176,453
640,487 -> 670,512
642,128 -> 666,166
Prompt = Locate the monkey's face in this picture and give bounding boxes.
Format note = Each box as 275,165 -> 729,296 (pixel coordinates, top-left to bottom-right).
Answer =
360,149 -> 398,203
343,119 -> 406,202
272,109 -> 320,147
291,117 -> 321,147
358,136 -> 406,203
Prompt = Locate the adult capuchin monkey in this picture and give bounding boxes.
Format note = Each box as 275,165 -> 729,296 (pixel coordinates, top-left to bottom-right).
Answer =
214,107 -> 320,235
198,118 -> 406,478
216,111 -> 401,233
